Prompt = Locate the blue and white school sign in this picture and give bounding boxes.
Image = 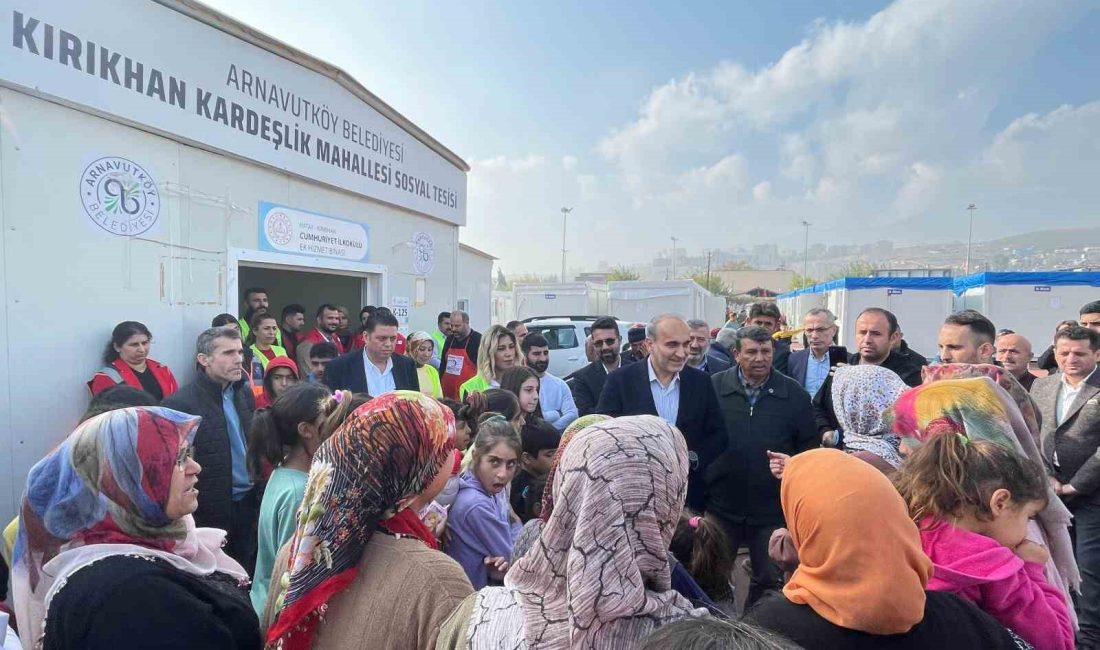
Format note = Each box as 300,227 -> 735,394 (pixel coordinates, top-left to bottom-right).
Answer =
258,201 -> 369,262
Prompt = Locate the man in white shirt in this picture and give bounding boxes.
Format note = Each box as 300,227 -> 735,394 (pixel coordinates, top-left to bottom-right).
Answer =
1031,325 -> 1100,647
522,332 -> 578,431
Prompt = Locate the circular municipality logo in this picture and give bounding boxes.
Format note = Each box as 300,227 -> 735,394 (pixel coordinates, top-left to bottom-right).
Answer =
412,231 -> 435,274
266,210 -> 294,246
79,157 -> 160,236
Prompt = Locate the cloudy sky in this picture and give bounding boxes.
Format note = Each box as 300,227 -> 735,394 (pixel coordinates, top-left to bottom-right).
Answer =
206,0 -> 1100,276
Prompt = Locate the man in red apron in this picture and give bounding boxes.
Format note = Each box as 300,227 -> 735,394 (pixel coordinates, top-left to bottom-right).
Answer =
440,309 -> 482,399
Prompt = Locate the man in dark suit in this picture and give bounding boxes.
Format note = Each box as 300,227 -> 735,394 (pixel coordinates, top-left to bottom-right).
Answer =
324,310 -> 418,395
813,307 -> 924,445
597,314 -> 727,511
570,316 -> 624,416
785,307 -> 841,398
1032,325 -> 1100,648
686,318 -> 732,375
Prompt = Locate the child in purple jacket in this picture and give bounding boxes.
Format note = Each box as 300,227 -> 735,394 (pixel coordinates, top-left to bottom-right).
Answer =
446,417 -> 524,589
894,433 -> 1074,650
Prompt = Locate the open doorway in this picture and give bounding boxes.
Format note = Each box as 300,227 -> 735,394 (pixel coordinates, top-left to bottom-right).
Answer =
227,248 -> 386,323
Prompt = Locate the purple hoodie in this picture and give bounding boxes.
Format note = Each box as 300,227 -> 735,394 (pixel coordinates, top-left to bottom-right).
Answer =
446,471 -> 523,589
921,518 -> 1074,650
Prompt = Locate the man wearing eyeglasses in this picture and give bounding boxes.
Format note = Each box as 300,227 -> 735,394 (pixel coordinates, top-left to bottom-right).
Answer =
570,316 -> 624,416
785,308 -> 842,398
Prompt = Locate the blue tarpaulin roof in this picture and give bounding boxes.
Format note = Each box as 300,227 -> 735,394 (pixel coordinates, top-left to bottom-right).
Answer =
779,272 -> 1100,299
777,276 -> 953,299
953,272 -> 1100,294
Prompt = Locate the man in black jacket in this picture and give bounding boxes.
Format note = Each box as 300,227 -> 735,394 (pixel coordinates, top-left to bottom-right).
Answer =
812,307 -> 923,444
162,325 -> 256,568
570,316 -> 624,416
710,325 -> 818,609
597,314 -> 727,512
324,310 -> 418,394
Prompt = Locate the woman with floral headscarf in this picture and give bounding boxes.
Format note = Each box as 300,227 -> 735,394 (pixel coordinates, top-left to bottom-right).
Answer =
438,415 -> 709,650
12,407 -> 256,650
766,364 -> 908,483
262,391 -> 471,650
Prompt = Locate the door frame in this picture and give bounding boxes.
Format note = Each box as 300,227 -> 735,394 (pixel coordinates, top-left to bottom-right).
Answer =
226,247 -> 387,312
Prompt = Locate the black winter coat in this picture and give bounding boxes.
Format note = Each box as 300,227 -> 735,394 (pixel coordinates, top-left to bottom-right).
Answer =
162,373 -> 255,532
707,369 -> 818,526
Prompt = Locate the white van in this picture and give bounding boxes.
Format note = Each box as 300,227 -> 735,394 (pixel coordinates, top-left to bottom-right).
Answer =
522,316 -> 631,378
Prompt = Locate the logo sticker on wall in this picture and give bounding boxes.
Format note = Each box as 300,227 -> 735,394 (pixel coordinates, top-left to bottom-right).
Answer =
412,231 -> 435,275
79,157 -> 160,236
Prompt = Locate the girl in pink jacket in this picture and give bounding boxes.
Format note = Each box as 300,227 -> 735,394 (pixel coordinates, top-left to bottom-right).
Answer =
894,433 -> 1074,650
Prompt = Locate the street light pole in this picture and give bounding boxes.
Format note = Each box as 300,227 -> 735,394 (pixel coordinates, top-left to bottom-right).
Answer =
560,207 -> 572,282
801,220 -> 811,287
671,236 -> 679,279
965,204 -> 977,274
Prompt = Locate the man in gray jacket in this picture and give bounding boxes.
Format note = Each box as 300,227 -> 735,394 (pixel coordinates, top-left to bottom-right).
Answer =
1032,325 -> 1100,648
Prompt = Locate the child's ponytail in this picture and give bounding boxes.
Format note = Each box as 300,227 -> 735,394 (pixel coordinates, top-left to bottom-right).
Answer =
669,511 -> 734,601
893,433 -> 1048,525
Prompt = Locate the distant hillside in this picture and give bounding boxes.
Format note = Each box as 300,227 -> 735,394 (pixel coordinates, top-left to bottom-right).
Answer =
982,227 -> 1100,250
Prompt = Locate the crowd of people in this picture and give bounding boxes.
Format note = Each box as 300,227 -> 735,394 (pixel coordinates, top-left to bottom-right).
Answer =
0,286 -> 1098,650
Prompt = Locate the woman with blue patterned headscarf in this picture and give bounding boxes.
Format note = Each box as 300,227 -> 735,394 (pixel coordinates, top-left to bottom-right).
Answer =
12,407 -> 255,649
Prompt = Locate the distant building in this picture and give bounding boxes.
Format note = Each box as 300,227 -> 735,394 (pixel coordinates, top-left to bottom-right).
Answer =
714,269 -> 797,295
575,271 -> 613,283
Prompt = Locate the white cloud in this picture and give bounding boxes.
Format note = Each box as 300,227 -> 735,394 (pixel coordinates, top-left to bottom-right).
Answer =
466,0 -> 1096,274
753,181 -> 772,203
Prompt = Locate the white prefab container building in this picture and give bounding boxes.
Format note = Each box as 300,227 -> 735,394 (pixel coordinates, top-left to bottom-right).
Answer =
457,244 -> 496,332
817,277 -> 954,360
776,291 -> 798,324
608,280 -> 726,325
0,0 -> 474,522
954,272 -> 1100,352
491,290 -> 514,326
513,283 -> 609,320
792,289 -> 828,324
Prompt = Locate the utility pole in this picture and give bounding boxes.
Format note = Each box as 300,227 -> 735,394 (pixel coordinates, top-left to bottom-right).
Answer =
706,250 -> 713,291
801,220 -> 811,287
670,236 -> 679,279
560,207 -> 572,282
965,204 -> 977,275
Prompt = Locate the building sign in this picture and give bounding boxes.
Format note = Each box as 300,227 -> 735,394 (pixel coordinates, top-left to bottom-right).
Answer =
887,288 -> 903,296
79,156 -> 160,236
1,2 -> 466,225
1033,286 -> 1052,292
258,201 -> 368,262
545,293 -> 557,300
411,231 -> 435,275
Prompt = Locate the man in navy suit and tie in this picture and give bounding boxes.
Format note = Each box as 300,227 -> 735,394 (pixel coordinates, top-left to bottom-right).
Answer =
324,310 -> 418,395
597,314 -> 727,512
